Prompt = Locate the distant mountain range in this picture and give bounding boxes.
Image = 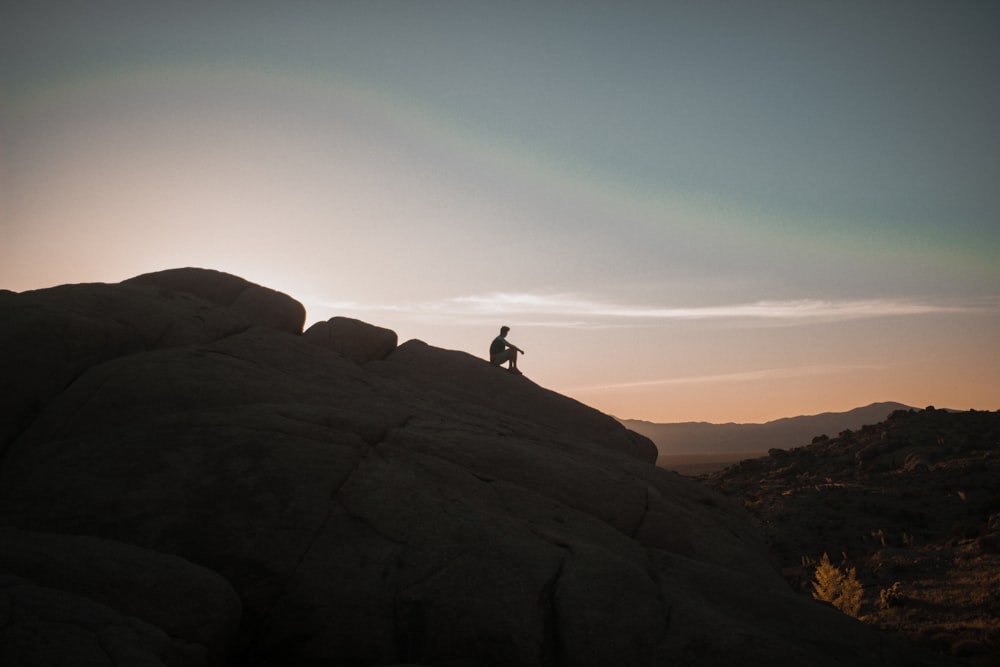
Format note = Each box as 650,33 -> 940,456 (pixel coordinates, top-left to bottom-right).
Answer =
619,402 -> 914,455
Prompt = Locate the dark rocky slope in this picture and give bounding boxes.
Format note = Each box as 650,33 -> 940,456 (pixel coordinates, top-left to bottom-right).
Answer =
706,408 -> 1000,663
0,268 -> 949,666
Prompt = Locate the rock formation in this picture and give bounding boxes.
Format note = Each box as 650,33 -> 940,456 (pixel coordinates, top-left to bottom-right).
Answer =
0,268 -> 948,666
303,316 -> 398,365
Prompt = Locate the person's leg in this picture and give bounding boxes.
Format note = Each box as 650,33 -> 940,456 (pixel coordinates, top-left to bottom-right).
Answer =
508,349 -> 518,369
492,349 -> 512,366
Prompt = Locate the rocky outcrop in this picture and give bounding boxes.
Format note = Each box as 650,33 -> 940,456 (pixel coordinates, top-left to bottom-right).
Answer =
303,316 -> 398,364
124,267 -> 306,334
0,526 -> 241,666
0,275 -> 260,454
0,269 -> 946,666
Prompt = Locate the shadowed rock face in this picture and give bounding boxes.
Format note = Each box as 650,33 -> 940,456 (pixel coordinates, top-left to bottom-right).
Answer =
123,267 -> 306,334
0,268 -> 948,667
0,526 -> 241,666
303,316 -> 398,365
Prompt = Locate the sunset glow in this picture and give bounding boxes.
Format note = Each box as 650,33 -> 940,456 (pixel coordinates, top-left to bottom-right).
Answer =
2,2 -> 998,423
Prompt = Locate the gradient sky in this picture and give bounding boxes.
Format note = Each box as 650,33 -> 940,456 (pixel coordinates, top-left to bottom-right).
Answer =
2,2 -> 998,423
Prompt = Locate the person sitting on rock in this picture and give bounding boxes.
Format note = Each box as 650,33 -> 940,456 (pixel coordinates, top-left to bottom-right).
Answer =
489,325 -> 524,374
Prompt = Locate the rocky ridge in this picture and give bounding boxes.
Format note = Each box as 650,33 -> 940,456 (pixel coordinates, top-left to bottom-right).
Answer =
0,268 -> 950,666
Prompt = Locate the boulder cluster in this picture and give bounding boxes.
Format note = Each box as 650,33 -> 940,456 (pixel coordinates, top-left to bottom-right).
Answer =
0,268 -> 944,666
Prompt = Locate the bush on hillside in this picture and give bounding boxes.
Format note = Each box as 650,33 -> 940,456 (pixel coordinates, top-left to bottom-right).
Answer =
812,552 -> 863,617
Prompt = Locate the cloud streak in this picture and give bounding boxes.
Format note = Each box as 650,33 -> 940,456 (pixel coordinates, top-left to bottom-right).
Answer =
564,364 -> 885,393
308,293 -> 997,328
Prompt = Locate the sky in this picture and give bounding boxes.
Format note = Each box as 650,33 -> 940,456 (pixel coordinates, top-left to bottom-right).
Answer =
2,2 -> 998,424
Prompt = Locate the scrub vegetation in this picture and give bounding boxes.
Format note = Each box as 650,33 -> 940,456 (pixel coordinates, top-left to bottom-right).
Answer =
706,407 -> 1000,662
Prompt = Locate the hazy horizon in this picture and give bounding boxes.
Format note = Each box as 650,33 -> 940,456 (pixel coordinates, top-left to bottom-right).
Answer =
2,2 -> 998,423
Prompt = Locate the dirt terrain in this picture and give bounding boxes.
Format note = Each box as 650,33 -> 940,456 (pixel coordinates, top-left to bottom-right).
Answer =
704,407 -> 1000,665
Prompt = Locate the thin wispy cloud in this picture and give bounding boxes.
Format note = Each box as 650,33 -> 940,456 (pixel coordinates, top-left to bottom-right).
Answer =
564,364 -> 885,393
451,294 -> 972,320
308,293 -> 996,327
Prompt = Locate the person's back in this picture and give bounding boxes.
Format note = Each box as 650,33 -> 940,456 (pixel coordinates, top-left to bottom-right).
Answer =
490,334 -> 507,357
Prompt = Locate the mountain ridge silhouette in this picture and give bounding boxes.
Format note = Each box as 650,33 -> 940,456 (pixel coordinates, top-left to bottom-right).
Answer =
621,401 -> 914,456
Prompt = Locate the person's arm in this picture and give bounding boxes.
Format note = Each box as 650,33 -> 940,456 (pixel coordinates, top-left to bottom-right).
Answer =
509,341 -> 525,354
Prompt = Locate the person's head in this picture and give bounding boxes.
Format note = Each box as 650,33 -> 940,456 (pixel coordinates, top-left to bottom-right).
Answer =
500,326 -> 510,336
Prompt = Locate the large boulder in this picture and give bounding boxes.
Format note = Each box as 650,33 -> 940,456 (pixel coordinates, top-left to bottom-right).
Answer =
303,316 -> 398,364
1,573 -> 181,667
0,268 -> 306,456
0,526 -> 241,667
0,280 -> 252,455
124,267 -> 306,334
0,271 -> 947,667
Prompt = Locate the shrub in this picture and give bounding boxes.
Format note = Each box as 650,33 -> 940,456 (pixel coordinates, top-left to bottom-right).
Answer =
812,553 -> 843,602
838,567 -> 863,617
811,552 -> 863,618
879,582 -> 904,609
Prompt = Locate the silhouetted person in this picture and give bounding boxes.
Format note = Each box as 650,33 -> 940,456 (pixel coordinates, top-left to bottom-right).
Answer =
489,325 -> 524,374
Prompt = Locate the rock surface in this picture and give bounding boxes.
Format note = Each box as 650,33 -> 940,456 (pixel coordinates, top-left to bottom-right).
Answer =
303,316 -> 398,365
123,267 -> 306,334
0,268 -> 949,666
0,526 -> 241,667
